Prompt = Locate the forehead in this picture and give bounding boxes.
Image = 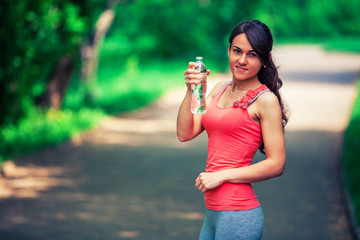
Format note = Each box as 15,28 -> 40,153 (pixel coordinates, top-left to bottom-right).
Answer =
231,33 -> 253,50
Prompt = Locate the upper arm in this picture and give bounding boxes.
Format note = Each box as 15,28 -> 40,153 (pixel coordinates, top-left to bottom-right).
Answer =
258,93 -> 286,164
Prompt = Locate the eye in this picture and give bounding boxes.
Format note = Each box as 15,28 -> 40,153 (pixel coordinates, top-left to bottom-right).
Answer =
247,53 -> 258,58
233,49 -> 241,54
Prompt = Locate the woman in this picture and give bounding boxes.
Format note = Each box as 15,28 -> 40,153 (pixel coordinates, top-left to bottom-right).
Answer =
177,20 -> 289,240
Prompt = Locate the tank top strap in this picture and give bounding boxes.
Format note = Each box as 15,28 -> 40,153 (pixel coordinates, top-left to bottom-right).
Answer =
248,89 -> 272,107
214,81 -> 232,97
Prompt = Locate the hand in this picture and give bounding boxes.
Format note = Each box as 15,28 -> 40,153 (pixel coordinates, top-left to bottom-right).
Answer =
184,62 -> 210,90
195,172 -> 224,193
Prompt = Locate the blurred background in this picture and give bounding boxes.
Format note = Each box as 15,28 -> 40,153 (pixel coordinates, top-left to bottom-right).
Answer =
1,0 -> 359,162
1,0 -> 360,238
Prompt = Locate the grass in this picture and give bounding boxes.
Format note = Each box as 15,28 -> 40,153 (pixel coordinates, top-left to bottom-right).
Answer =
0,107 -> 103,164
342,76 -> 360,225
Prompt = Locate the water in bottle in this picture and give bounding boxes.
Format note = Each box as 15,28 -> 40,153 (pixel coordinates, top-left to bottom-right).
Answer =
191,57 -> 207,114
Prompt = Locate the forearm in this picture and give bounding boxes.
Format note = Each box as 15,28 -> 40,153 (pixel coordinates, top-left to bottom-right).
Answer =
176,90 -> 203,142
220,158 -> 285,184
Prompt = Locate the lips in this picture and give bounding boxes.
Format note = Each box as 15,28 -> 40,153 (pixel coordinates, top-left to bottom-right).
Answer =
236,66 -> 247,71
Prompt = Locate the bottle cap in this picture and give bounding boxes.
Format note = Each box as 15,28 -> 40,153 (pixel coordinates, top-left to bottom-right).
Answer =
196,56 -> 203,61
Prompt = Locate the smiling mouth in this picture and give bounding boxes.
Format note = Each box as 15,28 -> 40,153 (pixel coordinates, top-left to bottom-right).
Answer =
236,66 -> 247,71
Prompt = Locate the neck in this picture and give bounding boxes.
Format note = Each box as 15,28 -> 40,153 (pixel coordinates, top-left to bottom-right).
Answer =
231,78 -> 262,92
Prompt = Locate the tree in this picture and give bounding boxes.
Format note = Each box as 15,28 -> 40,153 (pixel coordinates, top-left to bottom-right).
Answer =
0,0 -> 105,124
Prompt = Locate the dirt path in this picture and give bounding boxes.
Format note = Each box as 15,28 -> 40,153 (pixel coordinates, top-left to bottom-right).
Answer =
0,45 -> 360,240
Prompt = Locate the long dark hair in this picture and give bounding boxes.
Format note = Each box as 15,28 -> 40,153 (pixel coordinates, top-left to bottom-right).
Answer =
229,20 -> 289,154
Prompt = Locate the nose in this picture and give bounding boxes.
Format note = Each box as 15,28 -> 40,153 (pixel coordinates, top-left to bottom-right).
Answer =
239,53 -> 248,65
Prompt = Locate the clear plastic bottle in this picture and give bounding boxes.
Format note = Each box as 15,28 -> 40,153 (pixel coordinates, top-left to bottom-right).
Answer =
191,56 -> 207,114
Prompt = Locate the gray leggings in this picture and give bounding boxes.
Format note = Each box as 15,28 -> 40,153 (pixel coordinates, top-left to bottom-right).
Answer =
198,207 -> 264,240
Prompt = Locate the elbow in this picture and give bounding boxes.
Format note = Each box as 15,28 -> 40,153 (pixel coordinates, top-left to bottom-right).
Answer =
176,126 -> 188,142
177,131 -> 189,142
177,134 -> 191,142
274,160 -> 286,177
177,128 -> 196,142
276,166 -> 285,177
178,136 -> 187,142
267,157 -> 285,178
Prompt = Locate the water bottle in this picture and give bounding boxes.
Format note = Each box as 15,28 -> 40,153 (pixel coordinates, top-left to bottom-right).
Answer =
191,56 -> 207,114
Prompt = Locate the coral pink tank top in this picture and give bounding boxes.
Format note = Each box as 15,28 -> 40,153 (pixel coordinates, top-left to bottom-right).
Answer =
201,82 -> 270,211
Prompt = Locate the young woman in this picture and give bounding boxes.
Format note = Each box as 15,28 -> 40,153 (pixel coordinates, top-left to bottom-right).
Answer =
177,20 -> 289,240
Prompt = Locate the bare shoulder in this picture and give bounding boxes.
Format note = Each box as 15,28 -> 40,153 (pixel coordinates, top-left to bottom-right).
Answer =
258,91 -> 279,105
257,91 -> 281,116
207,80 -> 230,99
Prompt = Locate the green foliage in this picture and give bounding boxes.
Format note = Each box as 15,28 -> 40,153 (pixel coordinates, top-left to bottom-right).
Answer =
323,38 -> 360,53
343,77 -> 360,225
0,0 -> 105,125
0,57 -> 186,162
0,107 -> 103,163
98,0 -> 360,77
107,0 -> 259,69
64,47 -> 187,115
0,0 -> 106,162
255,0 -> 360,39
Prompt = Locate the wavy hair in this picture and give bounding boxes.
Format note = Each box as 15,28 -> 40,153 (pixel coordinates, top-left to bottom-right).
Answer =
229,20 -> 290,154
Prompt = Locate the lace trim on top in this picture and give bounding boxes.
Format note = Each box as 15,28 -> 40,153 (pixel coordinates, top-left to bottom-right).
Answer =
232,85 -> 270,109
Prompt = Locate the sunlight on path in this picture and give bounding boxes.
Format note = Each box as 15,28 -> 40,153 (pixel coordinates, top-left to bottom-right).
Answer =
0,162 -> 75,198
273,45 -> 360,132
282,81 -> 357,132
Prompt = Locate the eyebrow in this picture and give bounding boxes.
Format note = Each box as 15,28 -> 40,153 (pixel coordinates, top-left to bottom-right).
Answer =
233,46 -> 256,53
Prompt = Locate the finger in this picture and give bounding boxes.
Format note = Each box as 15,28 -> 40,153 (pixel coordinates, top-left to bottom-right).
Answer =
186,79 -> 202,86
200,185 -> 208,193
184,69 -> 200,78
185,77 -> 203,86
198,76 -> 207,84
185,73 -> 201,80
188,61 -> 199,69
195,176 -> 201,188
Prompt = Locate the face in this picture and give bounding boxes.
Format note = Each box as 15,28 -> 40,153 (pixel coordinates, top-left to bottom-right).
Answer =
228,33 -> 262,82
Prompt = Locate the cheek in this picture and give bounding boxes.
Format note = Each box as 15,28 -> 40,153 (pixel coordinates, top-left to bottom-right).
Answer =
251,60 -> 262,72
256,64 -> 262,72
228,57 -> 236,68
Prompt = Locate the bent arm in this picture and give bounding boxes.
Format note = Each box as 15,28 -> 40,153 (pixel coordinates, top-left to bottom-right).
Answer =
176,89 -> 205,142
176,62 -> 208,142
221,93 -> 286,183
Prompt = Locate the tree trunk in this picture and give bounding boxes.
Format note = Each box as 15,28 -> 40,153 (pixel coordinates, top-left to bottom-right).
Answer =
80,9 -> 115,83
38,56 -> 73,108
37,3 -> 117,109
